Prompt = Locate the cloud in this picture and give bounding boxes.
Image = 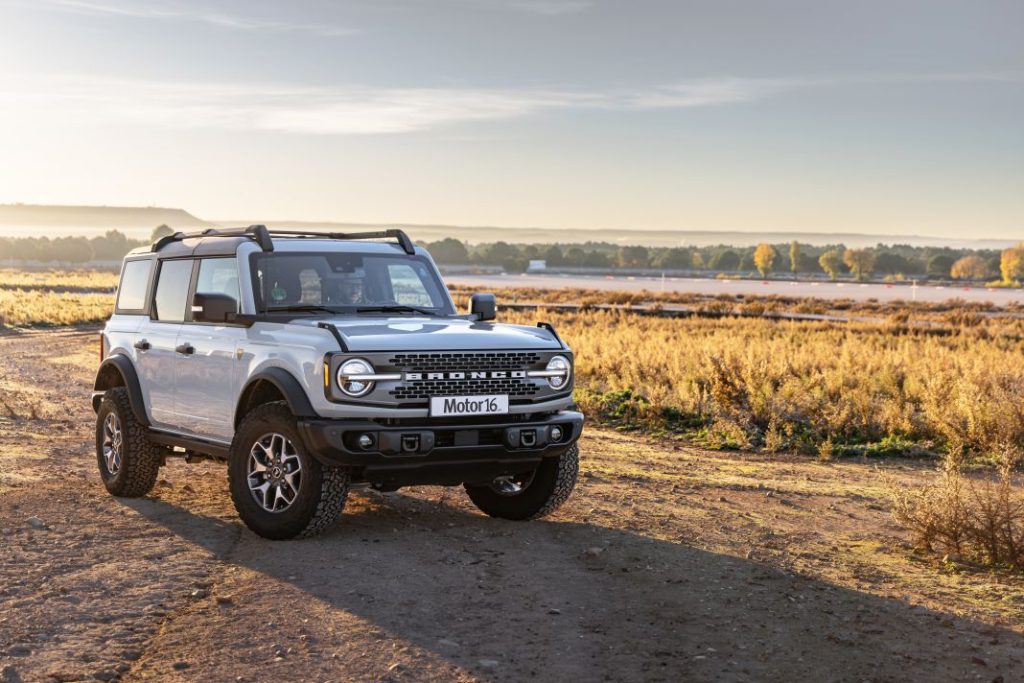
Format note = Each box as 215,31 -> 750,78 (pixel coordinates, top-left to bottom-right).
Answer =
48,0 -> 356,37
2,72 -> 1018,136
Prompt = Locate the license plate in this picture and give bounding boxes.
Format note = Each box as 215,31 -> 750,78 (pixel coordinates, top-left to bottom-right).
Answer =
430,395 -> 509,417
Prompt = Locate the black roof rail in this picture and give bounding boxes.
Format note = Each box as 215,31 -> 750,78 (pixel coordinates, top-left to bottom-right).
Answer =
152,224 -> 274,252
266,228 -> 415,255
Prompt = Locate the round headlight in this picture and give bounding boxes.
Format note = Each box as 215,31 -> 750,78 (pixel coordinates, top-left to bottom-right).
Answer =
337,358 -> 374,397
546,355 -> 571,389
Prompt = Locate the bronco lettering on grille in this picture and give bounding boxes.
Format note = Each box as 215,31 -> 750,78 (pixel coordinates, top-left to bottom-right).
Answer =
405,371 -> 527,381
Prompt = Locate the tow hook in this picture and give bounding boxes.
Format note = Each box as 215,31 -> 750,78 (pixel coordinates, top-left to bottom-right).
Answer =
401,434 -> 420,453
520,429 -> 537,447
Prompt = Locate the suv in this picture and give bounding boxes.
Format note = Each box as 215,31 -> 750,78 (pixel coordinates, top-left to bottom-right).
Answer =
92,226 -> 583,539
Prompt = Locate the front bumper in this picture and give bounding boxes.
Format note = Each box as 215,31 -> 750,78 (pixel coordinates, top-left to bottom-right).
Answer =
297,410 -> 584,487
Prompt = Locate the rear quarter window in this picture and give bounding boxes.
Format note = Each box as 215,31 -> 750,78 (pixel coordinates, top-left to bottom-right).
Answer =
115,259 -> 153,313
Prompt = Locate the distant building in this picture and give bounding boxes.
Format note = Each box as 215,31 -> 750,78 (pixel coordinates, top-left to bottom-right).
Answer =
527,259 -> 547,272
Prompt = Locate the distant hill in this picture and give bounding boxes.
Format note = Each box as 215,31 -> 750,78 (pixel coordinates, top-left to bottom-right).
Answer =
0,203 -> 1014,249
0,204 -> 211,238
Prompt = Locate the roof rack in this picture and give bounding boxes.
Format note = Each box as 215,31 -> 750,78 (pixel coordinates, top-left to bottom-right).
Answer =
151,225 -> 416,255
153,224 -> 274,252
268,229 -> 415,255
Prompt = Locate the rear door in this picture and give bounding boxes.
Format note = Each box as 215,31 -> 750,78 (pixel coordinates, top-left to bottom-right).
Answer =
135,258 -> 194,429
175,257 -> 245,441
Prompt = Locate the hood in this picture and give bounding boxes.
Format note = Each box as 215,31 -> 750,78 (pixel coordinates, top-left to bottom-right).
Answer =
291,315 -> 563,352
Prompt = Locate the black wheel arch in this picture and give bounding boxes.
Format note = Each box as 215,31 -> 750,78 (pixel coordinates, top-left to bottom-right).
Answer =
93,354 -> 150,427
235,367 -> 317,428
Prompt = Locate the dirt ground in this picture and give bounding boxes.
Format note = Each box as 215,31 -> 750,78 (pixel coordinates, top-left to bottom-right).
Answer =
1,329 -> 1022,683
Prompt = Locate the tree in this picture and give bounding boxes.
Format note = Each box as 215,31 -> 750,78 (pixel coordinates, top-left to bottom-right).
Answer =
543,245 -> 563,266
819,249 -> 842,280
479,242 -> 523,271
1000,244 -> 1024,284
564,247 -> 586,266
425,237 -> 468,264
874,251 -> 913,276
90,229 -> 133,260
710,250 -> 740,271
950,255 -> 988,280
754,243 -> 777,277
151,224 -> 174,242
52,236 -> 94,264
788,241 -> 800,272
652,247 -> 692,270
616,245 -> 649,269
843,248 -> 875,281
926,254 -> 955,278
583,250 -> 611,268
691,251 -> 705,269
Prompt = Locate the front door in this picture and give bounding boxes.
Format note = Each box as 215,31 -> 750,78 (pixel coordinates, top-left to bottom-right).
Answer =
175,257 -> 244,441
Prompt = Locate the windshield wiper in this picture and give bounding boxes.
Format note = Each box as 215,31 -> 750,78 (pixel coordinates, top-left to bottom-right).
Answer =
356,305 -> 438,316
266,304 -> 341,314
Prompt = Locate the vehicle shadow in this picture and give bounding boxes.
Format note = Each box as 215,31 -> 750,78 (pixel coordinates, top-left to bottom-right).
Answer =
123,491 -> 1024,682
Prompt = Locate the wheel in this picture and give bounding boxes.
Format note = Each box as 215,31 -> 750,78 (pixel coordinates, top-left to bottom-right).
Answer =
228,402 -> 350,540
464,443 -> 579,520
95,387 -> 161,497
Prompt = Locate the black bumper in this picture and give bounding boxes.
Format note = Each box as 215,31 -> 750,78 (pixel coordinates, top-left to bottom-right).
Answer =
297,411 -> 584,487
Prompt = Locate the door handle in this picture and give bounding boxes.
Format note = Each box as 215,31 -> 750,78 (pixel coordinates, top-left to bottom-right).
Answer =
175,343 -> 195,355
134,339 -> 151,351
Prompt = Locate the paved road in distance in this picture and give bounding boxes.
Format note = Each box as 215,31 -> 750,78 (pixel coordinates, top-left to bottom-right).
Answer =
445,273 -> 1024,306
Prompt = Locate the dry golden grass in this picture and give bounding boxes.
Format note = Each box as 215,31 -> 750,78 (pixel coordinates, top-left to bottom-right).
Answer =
497,308 -> 1024,463
0,289 -> 113,326
0,268 -> 118,290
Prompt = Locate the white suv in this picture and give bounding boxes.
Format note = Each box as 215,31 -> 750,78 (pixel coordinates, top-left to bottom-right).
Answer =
93,226 -> 583,539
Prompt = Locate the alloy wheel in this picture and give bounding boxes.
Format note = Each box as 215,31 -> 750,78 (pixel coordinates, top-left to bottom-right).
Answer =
101,412 -> 123,475
247,433 -> 303,513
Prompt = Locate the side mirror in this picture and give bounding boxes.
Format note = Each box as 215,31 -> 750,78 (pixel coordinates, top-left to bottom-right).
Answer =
192,293 -> 239,324
469,293 -> 496,321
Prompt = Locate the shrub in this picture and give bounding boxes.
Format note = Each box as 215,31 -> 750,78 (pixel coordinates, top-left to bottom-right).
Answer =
893,466 -> 1024,571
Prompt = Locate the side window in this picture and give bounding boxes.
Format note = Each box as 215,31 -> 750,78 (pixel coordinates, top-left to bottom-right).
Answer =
115,259 -> 153,312
195,258 -> 240,313
152,259 -> 194,322
387,263 -> 433,307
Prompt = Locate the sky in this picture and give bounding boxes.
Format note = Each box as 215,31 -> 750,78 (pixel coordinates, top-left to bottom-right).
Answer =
0,0 -> 1021,239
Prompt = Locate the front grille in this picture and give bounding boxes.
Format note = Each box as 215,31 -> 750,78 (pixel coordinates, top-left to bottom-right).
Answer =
390,377 -> 539,401
388,351 -> 541,372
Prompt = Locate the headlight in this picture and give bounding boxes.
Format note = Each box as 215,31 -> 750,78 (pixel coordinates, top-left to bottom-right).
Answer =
545,355 -> 571,389
337,358 -> 375,397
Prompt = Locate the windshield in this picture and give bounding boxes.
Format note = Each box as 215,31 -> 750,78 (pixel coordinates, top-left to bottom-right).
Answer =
252,251 -> 454,315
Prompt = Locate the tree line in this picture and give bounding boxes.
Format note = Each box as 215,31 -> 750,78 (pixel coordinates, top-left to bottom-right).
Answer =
425,237 -> 1024,284
0,226 -> 174,264
2,226 -> 1022,284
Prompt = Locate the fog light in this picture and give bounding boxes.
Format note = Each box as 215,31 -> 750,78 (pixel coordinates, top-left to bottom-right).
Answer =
358,433 -> 375,449
550,426 -> 563,442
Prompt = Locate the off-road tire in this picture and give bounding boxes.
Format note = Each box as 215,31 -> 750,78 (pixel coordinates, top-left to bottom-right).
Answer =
464,443 -> 579,520
228,402 -> 350,540
96,387 -> 161,497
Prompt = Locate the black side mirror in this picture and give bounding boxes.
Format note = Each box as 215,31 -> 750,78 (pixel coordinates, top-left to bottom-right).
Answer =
192,293 -> 239,324
469,293 -> 497,321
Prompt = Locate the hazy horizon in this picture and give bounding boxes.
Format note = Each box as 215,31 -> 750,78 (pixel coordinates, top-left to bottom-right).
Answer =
0,202 -> 1017,249
0,1 -> 1021,240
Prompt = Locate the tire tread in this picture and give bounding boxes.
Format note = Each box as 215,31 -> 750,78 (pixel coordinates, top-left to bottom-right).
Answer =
98,387 -> 161,498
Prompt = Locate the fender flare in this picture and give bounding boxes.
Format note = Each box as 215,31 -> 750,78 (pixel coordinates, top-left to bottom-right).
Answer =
235,367 -> 317,427
92,355 -> 151,427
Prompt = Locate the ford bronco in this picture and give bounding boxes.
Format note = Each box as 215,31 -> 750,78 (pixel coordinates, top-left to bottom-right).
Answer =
92,226 -> 583,539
